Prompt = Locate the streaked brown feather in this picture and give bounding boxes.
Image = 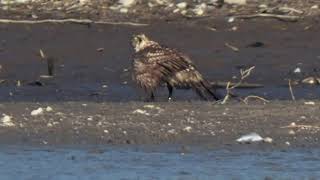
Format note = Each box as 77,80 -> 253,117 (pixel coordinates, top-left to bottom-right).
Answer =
132,35 -> 219,100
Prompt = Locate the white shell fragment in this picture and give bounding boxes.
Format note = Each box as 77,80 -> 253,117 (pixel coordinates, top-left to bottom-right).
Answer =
237,132 -> 273,143
31,107 -> 44,116
236,132 -> 263,143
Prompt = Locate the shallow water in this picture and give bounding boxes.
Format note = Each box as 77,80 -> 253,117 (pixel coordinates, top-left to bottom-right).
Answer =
0,146 -> 319,180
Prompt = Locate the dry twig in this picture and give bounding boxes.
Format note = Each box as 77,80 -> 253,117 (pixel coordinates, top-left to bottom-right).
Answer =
288,79 -> 296,101
225,43 -> 239,52
242,95 -> 269,104
234,13 -> 300,22
221,66 -> 255,104
0,18 -> 149,26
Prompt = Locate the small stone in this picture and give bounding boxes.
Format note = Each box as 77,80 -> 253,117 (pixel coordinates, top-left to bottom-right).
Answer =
293,67 -> 301,73
289,130 -> 295,135
104,130 -> 109,133
0,114 -> 15,127
46,106 -> 53,112
47,122 -> 53,127
258,4 -> 268,9
173,8 -> 180,13
193,3 -> 207,16
118,0 -> 136,7
31,108 -> 44,116
225,0 -> 246,5
290,122 -> 296,126
119,8 -> 128,13
285,141 -> 290,146
231,26 -> 238,31
180,10 -> 187,15
183,126 -> 192,132
168,129 -> 176,134
228,17 -> 235,23
263,137 -> 273,143
176,2 -> 187,9
311,5 -> 319,9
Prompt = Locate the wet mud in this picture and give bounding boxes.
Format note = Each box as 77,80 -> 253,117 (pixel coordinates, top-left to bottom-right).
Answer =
0,19 -> 320,147
0,19 -> 320,101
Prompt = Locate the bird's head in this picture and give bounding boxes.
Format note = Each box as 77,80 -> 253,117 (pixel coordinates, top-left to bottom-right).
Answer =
132,34 -> 155,52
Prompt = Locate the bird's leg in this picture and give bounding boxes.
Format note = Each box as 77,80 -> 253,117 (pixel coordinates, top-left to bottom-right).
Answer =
150,92 -> 155,101
167,83 -> 173,101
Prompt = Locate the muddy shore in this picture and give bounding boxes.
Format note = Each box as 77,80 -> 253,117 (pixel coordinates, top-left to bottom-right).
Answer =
1,101 -> 320,149
0,17 -> 320,148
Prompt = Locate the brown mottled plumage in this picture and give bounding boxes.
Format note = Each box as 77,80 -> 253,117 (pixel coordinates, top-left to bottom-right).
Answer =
131,34 -> 219,101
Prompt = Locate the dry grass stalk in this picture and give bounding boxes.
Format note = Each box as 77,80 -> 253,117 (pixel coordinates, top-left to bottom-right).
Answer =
221,66 -> 255,104
288,79 -> 296,101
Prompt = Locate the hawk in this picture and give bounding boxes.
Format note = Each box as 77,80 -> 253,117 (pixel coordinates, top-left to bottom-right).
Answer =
131,34 -> 219,101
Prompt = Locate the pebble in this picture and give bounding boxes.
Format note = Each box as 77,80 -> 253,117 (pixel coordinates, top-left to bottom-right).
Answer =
183,126 -> 192,132
176,2 -> 187,9
193,3 -> 207,16
46,106 -> 53,112
31,108 -> 44,116
0,114 -> 15,127
289,130 -> 295,135
118,0 -> 136,7
263,137 -> 273,143
311,5 -> 319,9
168,129 -> 176,134
225,0 -> 246,5
119,8 -> 129,13
285,141 -> 291,146
228,17 -> 235,23
293,67 -> 301,73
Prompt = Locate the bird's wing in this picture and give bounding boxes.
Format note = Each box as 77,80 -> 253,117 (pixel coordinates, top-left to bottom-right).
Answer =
137,46 -> 196,77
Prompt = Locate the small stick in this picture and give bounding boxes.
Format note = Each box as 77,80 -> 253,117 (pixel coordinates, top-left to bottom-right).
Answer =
0,18 -> 149,26
225,43 -> 239,52
47,57 -> 55,76
242,95 -> 269,104
221,66 -> 256,104
288,79 -> 296,101
233,13 -> 300,22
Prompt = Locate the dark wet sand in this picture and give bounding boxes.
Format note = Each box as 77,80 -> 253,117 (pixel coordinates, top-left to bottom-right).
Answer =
0,19 -> 320,148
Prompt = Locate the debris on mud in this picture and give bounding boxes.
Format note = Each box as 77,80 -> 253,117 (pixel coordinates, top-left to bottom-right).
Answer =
0,114 -> 15,127
236,132 -> 273,144
30,107 -> 44,116
0,0 -> 319,23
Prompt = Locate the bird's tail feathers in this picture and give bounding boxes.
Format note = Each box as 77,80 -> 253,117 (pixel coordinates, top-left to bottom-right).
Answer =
192,80 -> 220,101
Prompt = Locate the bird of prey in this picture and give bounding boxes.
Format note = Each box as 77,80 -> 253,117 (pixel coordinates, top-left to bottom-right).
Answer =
131,34 -> 219,101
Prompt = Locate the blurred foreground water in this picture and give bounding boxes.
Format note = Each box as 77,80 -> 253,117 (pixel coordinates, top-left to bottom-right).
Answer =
0,146 -> 319,180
